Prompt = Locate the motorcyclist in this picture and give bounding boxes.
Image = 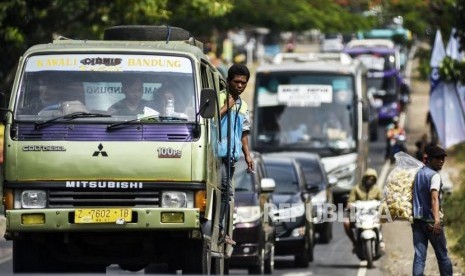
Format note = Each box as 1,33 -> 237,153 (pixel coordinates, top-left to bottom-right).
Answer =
343,168 -> 384,252
385,116 -> 406,160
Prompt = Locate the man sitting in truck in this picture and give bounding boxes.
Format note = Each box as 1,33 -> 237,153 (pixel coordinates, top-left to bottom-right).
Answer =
107,78 -> 152,115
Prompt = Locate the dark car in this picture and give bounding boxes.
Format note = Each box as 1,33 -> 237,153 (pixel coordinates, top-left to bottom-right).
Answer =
262,154 -> 315,268
230,152 -> 276,274
264,152 -> 336,244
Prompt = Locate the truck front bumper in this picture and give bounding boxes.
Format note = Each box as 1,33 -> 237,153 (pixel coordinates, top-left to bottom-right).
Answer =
5,208 -> 200,232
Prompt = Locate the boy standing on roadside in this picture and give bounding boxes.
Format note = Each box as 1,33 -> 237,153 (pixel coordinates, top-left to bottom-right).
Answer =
412,144 -> 453,276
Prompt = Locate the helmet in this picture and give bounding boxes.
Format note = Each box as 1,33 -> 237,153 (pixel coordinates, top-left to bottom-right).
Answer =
392,116 -> 399,123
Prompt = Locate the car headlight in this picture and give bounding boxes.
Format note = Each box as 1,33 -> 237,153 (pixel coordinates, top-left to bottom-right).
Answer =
328,163 -> 357,188
235,206 -> 261,224
21,190 -> 47,208
291,226 -> 305,237
161,191 -> 193,208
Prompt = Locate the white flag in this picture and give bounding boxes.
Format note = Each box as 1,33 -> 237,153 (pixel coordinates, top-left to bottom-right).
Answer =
446,28 -> 464,61
430,30 -> 445,93
430,30 -> 446,67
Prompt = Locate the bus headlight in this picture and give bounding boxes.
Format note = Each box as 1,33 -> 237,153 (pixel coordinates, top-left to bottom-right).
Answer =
21,190 -> 47,208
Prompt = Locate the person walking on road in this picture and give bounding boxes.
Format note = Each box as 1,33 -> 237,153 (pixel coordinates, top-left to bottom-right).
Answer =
219,63 -> 254,245
412,144 -> 453,276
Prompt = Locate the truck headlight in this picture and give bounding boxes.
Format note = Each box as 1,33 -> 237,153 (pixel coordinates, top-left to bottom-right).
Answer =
235,206 -> 261,224
21,190 -> 47,208
161,191 -> 193,208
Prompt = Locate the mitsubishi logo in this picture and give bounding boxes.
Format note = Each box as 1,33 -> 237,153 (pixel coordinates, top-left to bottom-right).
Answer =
92,143 -> 108,157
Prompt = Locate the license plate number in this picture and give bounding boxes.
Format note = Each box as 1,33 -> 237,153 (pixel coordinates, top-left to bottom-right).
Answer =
74,208 -> 132,224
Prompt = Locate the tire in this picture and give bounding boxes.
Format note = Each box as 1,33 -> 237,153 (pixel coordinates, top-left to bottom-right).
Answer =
319,221 -> 333,244
264,244 -> 275,274
14,238 -> 106,273
13,239 -> 45,273
104,25 -> 191,41
248,248 -> 265,275
144,263 -> 176,274
183,240 -> 211,274
294,236 -> 310,268
363,239 -> 374,269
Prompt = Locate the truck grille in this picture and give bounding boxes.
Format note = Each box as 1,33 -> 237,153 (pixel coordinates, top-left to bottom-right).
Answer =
48,190 -> 160,207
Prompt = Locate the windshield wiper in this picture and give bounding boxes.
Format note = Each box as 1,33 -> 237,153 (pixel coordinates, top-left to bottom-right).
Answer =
106,115 -> 187,131
34,112 -> 111,130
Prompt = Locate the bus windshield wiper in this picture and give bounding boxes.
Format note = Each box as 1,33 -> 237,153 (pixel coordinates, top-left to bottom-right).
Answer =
106,115 -> 187,131
34,112 -> 111,130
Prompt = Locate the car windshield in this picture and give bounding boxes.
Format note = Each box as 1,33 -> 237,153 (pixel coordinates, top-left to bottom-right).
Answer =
253,72 -> 356,154
265,163 -> 299,194
296,159 -> 324,187
234,159 -> 254,192
15,53 -> 196,122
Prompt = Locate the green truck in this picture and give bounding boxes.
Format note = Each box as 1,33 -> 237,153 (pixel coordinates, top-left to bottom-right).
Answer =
1,26 -> 232,274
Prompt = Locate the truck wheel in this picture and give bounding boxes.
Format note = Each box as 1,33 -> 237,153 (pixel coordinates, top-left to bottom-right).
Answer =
13,239 -> 106,273
13,239 -> 46,273
183,240 -> 212,274
104,25 -> 191,41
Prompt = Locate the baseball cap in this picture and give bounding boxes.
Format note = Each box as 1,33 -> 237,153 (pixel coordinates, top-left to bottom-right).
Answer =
425,144 -> 447,158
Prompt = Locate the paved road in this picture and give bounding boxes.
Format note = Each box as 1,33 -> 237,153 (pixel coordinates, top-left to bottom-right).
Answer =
2,42 -> 454,275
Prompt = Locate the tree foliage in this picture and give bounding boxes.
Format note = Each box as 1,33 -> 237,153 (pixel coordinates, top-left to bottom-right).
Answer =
0,0 -> 463,92
0,0 -> 232,91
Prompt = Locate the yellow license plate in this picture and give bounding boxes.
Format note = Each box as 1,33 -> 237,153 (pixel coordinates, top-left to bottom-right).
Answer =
74,208 -> 132,224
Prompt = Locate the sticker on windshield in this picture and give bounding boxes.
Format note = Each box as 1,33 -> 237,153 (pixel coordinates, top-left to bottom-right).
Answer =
277,85 -> 333,107
25,54 -> 193,73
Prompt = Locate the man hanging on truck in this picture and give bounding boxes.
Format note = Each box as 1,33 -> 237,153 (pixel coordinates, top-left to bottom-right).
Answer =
219,63 -> 254,245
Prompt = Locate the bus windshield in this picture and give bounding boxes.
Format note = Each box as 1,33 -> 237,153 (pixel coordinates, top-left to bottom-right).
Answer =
253,72 -> 357,155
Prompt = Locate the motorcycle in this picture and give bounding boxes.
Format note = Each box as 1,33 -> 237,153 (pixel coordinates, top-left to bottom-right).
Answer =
351,200 -> 383,268
389,133 -> 407,163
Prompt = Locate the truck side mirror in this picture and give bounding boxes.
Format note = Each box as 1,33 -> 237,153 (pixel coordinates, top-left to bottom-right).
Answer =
199,89 -> 217,119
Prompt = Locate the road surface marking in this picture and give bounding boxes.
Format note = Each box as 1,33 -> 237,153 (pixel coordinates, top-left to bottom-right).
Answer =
357,261 -> 367,276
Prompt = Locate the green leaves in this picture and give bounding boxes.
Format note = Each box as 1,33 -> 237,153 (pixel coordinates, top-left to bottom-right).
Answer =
439,56 -> 465,84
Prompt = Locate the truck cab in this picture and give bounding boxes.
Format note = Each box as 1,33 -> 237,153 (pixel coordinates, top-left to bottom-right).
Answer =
1,26 -> 231,274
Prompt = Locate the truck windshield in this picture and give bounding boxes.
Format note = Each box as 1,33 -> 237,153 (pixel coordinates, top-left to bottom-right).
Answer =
15,53 -> 196,122
253,72 -> 357,155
